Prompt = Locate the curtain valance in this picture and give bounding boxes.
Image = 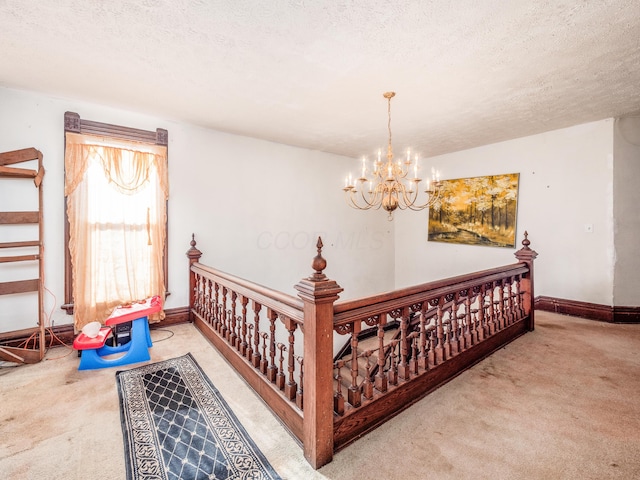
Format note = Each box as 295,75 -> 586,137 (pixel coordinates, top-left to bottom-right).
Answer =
65,132 -> 168,198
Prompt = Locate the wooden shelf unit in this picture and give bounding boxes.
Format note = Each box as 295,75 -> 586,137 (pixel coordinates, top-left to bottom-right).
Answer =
0,148 -> 45,364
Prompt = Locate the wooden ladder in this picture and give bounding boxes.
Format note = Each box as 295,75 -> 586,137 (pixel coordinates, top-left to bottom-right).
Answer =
0,148 -> 46,364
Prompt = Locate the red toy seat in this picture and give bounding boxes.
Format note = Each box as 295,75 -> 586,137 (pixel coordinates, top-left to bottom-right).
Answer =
72,327 -> 111,350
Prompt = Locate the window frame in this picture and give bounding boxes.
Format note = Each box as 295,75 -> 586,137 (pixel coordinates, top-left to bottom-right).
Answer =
62,111 -> 169,314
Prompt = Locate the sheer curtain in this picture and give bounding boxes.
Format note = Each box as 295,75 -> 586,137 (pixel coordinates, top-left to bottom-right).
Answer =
65,133 -> 168,330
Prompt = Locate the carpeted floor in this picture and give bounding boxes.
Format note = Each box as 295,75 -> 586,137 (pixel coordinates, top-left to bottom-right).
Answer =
1,310 -> 639,480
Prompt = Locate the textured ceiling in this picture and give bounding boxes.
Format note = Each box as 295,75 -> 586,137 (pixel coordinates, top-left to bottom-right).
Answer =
1,1 -> 639,159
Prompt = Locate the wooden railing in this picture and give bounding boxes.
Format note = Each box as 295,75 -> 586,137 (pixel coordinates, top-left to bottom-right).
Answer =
187,233 -> 537,469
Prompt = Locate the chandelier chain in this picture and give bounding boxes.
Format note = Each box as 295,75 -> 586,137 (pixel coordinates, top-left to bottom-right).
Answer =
387,94 -> 392,160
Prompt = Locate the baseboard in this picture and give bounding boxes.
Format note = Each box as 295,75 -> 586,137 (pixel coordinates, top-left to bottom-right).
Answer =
158,306 -> 191,327
0,306 -> 192,350
611,306 -> 640,324
535,296 -> 640,323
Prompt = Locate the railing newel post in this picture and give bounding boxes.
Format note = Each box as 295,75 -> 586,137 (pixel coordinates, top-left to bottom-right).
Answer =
186,234 -> 203,323
514,231 -> 538,331
295,237 -> 343,470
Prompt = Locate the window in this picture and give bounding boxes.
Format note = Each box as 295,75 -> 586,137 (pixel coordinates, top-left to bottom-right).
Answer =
63,112 -> 168,330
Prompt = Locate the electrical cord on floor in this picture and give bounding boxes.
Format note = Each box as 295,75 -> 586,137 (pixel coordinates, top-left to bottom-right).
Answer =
151,328 -> 174,342
45,346 -> 76,361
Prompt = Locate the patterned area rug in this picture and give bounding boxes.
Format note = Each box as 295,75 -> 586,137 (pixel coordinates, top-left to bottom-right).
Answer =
116,353 -> 281,480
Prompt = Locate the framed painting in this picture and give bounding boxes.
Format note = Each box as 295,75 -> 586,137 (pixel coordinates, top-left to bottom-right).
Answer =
428,173 -> 519,248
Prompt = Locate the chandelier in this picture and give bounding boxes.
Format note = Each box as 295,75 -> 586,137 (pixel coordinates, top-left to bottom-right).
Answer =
343,92 -> 441,220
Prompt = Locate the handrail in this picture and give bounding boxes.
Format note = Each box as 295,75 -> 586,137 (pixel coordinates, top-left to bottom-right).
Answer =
334,263 -> 528,326
191,262 -> 304,323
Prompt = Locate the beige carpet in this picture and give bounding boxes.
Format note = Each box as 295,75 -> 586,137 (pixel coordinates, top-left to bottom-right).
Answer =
1,311 -> 639,480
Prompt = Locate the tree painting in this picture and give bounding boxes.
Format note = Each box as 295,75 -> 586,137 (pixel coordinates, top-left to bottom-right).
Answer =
428,173 -> 519,248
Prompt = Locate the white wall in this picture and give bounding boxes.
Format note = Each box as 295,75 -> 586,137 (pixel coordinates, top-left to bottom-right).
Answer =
167,121 -> 395,301
0,86 -> 394,330
394,120 -> 615,306
613,115 -> 640,306
0,85 -> 624,335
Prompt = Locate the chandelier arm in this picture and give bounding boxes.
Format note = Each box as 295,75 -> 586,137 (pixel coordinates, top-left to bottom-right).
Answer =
399,181 -> 418,205
404,188 -> 442,211
359,182 -> 384,207
346,188 -> 383,210
397,181 -> 422,210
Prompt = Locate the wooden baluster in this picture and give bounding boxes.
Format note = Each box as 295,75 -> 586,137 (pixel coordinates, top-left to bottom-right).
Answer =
409,332 -> 419,375
199,274 -> 206,316
276,343 -> 286,389
221,286 -> 228,336
193,273 -> 205,318
213,283 -> 219,327
197,274 -> 204,316
418,307 -> 428,370
463,292 -> 473,348
470,286 -> 481,343
202,275 -> 208,317
205,278 -> 211,321
296,356 -> 304,410
497,279 -> 506,329
426,325 -> 436,367
259,332 -> 269,374
267,309 -> 278,382
348,322 -> 362,408
213,282 -> 220,330
487,283 -> 496,335
470,308 -> 479,344
433,298 -> 445,364
251,301 -> 261,368
205,280 -> 211,326
229,291 -> 238,344
220,285 -> 226,334
284,317 -> 298,400
334,360 -> 345,415
362,351 -> 374,400
213,282 -> 224,332
515,274 -> 526,319
201,278 -> 207,324
246,324 -> 254,361
502,279 -> 510,325
449,294 -> 460,355
442,316 -> 451,359
208,278 -> 216,326
398,306 -> 411,380
387,340 -> 398,385
477,285 -> 487,341
240,295 -> 248,355
506,278 -> 516,325
196,276 -> 202,319
374,315 -> 387,393
457,314 -> 467,351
